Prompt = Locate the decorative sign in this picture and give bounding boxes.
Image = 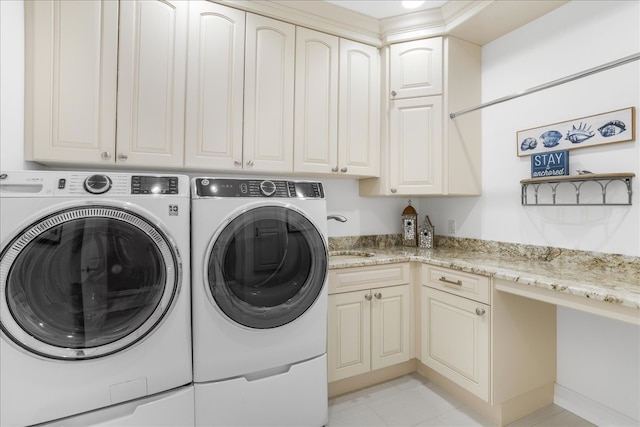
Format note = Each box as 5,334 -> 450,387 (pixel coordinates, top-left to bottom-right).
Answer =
517,107 -> 635,157
531,150 -> 569,178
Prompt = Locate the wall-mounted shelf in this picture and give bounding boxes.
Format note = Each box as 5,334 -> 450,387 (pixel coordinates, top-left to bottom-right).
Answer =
520,173 -> 635,206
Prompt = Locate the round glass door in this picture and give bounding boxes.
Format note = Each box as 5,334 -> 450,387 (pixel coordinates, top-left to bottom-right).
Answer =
207,205 -> 327,329
0,206 -> 180,360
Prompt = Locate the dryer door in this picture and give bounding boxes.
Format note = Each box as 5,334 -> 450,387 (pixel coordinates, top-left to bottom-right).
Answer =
206,205 -> 327,329
0,205 -> 180,360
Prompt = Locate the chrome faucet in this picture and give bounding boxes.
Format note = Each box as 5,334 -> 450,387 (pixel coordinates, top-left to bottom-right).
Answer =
327,214 -> 347,223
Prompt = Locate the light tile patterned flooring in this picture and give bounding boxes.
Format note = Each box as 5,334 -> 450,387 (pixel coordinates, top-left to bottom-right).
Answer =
327,374 -> 596,427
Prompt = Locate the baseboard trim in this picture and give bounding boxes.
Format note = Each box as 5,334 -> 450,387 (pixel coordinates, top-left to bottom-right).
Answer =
554,383 -> 639,426
328,359 -> 416,398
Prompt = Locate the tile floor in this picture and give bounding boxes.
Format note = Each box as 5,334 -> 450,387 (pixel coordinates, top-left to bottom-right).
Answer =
327,373 -> 595,427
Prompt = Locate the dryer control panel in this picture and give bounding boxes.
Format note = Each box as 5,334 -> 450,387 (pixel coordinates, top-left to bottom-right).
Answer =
194,178 -> 325,199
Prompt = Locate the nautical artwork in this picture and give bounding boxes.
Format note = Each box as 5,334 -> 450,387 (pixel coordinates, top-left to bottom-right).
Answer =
516,107 -> 635,156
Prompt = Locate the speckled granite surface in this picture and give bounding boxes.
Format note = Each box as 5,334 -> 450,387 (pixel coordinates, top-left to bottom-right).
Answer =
328,235 -> 640,311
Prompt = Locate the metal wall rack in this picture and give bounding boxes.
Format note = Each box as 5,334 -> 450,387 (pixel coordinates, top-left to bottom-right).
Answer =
520,173 -> 635,206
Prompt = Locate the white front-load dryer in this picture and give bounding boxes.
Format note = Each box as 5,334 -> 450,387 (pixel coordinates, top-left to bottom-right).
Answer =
190,178 -> 329,427
0,171 -> 192,426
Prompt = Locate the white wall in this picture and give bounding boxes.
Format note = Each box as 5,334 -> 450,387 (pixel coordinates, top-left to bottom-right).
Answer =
1,0 -> 639,423
0,0 -> 28,171
418,1 -> 640,423
420,1 -> 640,257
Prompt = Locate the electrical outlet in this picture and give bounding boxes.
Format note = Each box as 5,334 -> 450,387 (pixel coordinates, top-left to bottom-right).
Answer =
448,219 -> 456,234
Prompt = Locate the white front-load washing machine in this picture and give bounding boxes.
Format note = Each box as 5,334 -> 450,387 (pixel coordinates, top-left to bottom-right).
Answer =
0,171 -> 192,426
191,178 -> 329,427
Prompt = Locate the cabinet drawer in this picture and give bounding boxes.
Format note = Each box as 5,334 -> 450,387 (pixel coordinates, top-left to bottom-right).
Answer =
423,265 -> 490,305
329,263 -> 410,294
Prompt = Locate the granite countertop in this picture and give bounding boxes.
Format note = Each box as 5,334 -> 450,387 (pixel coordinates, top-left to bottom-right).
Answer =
327,236 -> 640,312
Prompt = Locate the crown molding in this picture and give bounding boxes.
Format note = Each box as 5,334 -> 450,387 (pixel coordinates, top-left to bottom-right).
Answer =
215,0 -> 383,46
213,0 -> 568,47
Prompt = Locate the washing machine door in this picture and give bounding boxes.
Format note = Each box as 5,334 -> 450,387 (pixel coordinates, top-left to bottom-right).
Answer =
0,205 -> 180,360
206,205 -> 327,329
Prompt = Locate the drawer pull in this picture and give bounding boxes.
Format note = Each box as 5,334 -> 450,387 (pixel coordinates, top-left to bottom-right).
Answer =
374,292 -> 382,300
476,307 -> 486,316
364,293 -> 372,301
439,276 -> 462,286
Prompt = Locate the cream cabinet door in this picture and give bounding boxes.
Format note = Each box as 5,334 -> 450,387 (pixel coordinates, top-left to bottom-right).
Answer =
184,1 -> 245,170
389,96 -> 443,195
24,0 -> 118,164
293,27 -> 339,175
243,14 -> 295,172
371,284 -> 411,371
328,290 -> 371,382
116,0 -> 188,167
422,286 -> 490,402
389,38 -> 442,99
338,40 -> 380,177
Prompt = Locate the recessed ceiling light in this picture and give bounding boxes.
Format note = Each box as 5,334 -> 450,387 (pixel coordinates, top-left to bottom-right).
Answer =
401,1 -> 426,9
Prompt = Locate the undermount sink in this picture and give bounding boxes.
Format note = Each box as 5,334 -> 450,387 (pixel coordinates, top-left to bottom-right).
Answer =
328,250 -> 376,261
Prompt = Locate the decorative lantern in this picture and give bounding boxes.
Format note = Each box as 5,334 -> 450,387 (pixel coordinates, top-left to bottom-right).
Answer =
401,200 -> 418,247
419,215 -> 435,249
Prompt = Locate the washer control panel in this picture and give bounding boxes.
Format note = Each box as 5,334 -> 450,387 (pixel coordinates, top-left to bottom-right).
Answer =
195,178 -> 324,199
71,174 -> 179,195
0,172 -> 187,197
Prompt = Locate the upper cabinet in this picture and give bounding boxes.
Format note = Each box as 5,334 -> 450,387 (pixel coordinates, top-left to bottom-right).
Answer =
117,0 -> 188,167
360,36 -> 482,196
293,28 -> 339,175
24,2 -> 477,187
25,0 -> 188,167
24,0 -> 118,165
294,30 -> 380,177
389,38 -> 442,99
184,5 -> 296,173
184,1 -> 245,171
243,14 -> 296,173
337,40 -> 380,177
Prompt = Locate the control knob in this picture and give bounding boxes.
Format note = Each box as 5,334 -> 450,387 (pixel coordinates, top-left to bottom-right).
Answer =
259,180 -> 276,196
84,174 -> 112,194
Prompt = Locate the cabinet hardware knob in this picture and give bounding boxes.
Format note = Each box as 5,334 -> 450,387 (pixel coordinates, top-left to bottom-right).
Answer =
117,153 -> 128,161
439,276 -> 462,286
100,152 -> 111,160
331,166 -> 338,172
364,294 -> 372,301
374,292 -> 382,299
234,160 -> 242,167
246,160 -> 254,167
391,90 -> 397,97
476,308 -> 486,316
390,188 -> 397,193
340,167 -> 348,173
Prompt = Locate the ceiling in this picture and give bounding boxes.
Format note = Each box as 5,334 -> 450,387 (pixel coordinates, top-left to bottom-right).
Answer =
324,0 -> 448,19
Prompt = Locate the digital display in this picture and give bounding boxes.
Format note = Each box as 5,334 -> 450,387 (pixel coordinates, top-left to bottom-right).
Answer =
131,176 -> 178,194
294,182 -> 323,198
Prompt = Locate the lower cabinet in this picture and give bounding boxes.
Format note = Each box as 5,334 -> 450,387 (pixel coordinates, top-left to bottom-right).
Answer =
422,286 -> 490,401
421,265 -> 491,401
327,261 -> 556,424
328,285 -> 411,382
327,263 -> 412,382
